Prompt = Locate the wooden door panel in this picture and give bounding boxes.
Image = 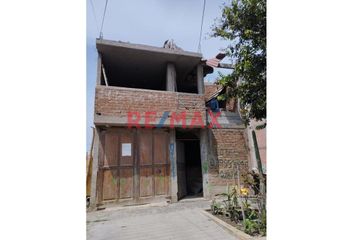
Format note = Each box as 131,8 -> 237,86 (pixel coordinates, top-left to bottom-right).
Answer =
153,132 -> 168,164
139,167 -> 153,197
154,166 -> 167,195
102,169 -> 118,200
119,169 -> 133,199
98,131 -> 105,167
104,132 -> 118,167
139,130 -> 152,166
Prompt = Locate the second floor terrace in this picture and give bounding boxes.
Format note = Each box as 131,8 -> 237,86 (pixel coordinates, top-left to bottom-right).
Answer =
95,39 -> 213,94
94,39 -> 215,128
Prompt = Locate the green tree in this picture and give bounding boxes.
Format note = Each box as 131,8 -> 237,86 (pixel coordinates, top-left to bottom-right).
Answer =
212,0 -> 266,127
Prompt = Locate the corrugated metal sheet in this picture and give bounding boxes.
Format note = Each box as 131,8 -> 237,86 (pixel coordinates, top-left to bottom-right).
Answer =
206,53 -> 226,67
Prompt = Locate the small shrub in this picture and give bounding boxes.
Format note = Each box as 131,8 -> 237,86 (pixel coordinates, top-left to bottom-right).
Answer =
210,175 -> 266,236
244,219 -> 260,235
211,199 -> 222,215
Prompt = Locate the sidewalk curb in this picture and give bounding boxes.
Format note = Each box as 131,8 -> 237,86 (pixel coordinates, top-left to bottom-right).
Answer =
200,209 -> 265,240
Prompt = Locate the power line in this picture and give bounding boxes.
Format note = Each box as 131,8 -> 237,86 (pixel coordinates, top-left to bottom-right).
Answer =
197,0 -> 206,53
99,0 -> 109,39
89,0 -> 100,36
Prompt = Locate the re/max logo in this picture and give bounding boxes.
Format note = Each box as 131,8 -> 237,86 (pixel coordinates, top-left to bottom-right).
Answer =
127,110 -> 221,128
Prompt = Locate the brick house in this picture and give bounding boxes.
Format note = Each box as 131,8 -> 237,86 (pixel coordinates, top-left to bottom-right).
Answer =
89,39 -> 250,208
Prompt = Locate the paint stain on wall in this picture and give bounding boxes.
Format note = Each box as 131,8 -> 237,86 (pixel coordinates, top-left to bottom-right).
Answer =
202,161 -> 208,174
169,143 -> 176,178
120,178 -> 126,185
112,176 -> 117,185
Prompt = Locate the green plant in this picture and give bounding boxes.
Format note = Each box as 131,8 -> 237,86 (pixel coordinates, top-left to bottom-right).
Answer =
211,199 -> 222,215
247,209 -> 258,220
244,219 -> 260,235
258,209 -> 267,236
243,207 -> 266,236
212,0 -> 266,126
212,186 -> 243,223
211,180 -> 266,236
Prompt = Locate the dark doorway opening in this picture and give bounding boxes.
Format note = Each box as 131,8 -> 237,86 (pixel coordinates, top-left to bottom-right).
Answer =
176,130 -> 203,200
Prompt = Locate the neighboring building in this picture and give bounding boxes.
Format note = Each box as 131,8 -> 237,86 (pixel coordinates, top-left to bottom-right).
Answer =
89,39 -> 250,208
205,83 -> 267,174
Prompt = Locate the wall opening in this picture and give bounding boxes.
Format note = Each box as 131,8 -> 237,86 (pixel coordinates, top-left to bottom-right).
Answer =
100,59 -> 199,93
176,68 -> 198,93
176,130 -> 203,200
96,40 -> 211,93
100,59 -> 166,91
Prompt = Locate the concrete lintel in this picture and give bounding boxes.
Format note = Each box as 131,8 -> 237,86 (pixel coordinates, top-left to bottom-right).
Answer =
96,85 -> 205,96
94,115 -> 207,128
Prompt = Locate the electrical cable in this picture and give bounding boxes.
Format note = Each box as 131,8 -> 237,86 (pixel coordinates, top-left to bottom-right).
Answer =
89,0 -> 100,36
197,0 -> 206,53
99,0 -> 109,39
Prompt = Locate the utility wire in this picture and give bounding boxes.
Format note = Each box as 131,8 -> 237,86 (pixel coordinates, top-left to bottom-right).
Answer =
89,0 -> 100,36
197,0 -> 206,53
99,0 -> 109,39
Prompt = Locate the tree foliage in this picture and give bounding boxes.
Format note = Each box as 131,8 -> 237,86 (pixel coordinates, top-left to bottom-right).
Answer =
212,0 -> 266,126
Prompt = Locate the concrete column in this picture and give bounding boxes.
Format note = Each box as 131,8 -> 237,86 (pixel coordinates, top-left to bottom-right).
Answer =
197,64 -> 204,94
96,54 -> 102,85
200,128 -> 210,199
167,63 -> 177,202
166,63 -> 176,91
89,127 -> 100,211
247,126 -> 257,171
169,129 -> 178,202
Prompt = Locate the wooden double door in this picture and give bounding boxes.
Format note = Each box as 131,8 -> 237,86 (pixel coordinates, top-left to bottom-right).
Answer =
98,128 -> 170,203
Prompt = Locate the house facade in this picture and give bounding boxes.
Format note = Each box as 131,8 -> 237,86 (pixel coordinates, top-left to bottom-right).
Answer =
89,39 -> 250,209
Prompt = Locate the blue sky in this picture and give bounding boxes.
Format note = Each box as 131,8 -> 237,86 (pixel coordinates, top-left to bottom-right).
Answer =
86,0 -> 233,150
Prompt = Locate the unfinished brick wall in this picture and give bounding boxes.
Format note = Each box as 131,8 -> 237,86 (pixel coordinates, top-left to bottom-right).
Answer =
205,83 -> 237,112
95,86 -> 206,126
207,128 -> 249,196
204,84 -> 219,100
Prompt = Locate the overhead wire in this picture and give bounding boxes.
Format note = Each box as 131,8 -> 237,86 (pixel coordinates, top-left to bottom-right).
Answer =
89,0 -> 100,36
197,0 -> 206,53
99,0 -> 109,39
